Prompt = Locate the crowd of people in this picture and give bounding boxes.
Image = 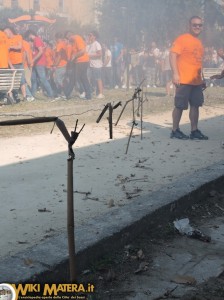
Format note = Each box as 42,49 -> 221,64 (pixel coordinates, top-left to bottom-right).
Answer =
0,24 -> 224,104
0,26 -> 178,103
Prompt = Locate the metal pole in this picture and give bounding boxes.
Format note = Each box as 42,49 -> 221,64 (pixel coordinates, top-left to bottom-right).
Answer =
67,157 -> 76,282
108,103 -> 113,139
125,121 -> 136,155
140,90 -> 143,140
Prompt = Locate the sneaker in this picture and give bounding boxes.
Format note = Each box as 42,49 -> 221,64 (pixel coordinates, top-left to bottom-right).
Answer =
26,96 -> 35,102
114,85 -> 119,89
79,92 -> 86,99
96,93 -> 105,99
50,97 -> 61,102
170,128 -> 189,140
190,129 -> 208,140
122,84 -> 127,89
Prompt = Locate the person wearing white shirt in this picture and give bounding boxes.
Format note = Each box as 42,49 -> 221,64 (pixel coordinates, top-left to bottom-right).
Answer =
86,31 -> 105,99
102,43 -> 113,89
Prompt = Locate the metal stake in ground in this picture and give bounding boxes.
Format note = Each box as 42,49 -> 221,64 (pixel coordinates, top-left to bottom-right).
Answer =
66,119 -> 85,282
0,117 -> 85,283
115,78 -> 145,126
116,79 -> 145,154
96,102 -> 121,139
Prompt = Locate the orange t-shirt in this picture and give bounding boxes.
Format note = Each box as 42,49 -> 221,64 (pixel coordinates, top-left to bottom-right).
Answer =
55,40 -> 67,67
170,33 -> 204,85
8,34 -> 23,65
45,47 -> 54,68
71,35 -> 89,63
0,31 -> 9,68
22,40 -> 33,68
66,43 -> 72,61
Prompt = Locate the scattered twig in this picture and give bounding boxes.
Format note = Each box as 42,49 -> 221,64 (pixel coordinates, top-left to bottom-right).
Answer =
17,241 -> 29,244
83,196 -> 99,201
126,192 -> 141,199
128,178 -> 148,182
74,190 -> 91,196
215,203 -> 224,212
165,252 -> 175,260
134,163 -> 153,170
117,176 -> 148,184
38,208 -> 51,212
63,189 -> 91,196
152,285 -> 178,299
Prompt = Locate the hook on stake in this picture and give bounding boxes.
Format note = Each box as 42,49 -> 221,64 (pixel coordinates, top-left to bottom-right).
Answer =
96,102 -> 121,139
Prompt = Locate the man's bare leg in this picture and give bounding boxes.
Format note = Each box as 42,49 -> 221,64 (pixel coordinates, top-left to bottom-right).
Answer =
189,106 -> 199,131
172,107 -> 183,131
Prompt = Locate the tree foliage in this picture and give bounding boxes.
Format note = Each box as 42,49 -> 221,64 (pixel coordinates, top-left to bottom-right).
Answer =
98,0 -> 224,47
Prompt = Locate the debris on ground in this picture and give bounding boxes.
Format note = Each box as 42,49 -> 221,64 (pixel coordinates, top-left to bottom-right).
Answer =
37,208 -> 51,213
171,274 -> 197,285
173,218 -> 211,242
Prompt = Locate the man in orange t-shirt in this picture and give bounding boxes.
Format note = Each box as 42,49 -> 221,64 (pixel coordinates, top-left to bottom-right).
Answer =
44,40 -> 55,90
170,16 -> 208,140
53,32 -> 68,97
65,31 -> 92,100
45,43 -> 54,70
4,27 -> 23,67
4,26 -> 24,102
0,30 -> 11,68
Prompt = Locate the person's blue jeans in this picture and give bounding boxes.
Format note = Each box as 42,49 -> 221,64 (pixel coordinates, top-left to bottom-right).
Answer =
31,65 -> 54,97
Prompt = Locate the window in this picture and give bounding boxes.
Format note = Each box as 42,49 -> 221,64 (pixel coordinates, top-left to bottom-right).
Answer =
34,0 -> 40,11
11,0 -> 18,8
59,0 -> 64,11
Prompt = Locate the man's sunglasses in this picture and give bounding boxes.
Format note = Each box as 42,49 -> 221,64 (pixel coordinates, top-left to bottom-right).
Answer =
192,23 -> 203,28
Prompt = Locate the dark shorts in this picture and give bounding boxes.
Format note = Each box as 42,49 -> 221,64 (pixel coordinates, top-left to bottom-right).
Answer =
174,84 -> 204,110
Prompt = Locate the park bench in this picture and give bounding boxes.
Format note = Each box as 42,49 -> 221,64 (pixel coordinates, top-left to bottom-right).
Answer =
0,68 -> 23,104
203,67 -> 223,86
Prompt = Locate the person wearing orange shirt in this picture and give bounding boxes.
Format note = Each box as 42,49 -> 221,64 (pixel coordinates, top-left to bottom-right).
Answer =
22,38 -> 34,101
25,30 -> 54,99
170,16 -> 208,140
4,26 -> 24,102
4,27 -> 23,67
45,43 -> 54,70
0,30 -> 12,69
0,29 -> 14,103
65,31 -> 92,100
53,32 -> 68,97
44,40 -> 58,94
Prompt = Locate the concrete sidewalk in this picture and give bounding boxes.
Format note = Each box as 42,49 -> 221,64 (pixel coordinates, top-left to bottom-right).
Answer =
0,105 -> 224,282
